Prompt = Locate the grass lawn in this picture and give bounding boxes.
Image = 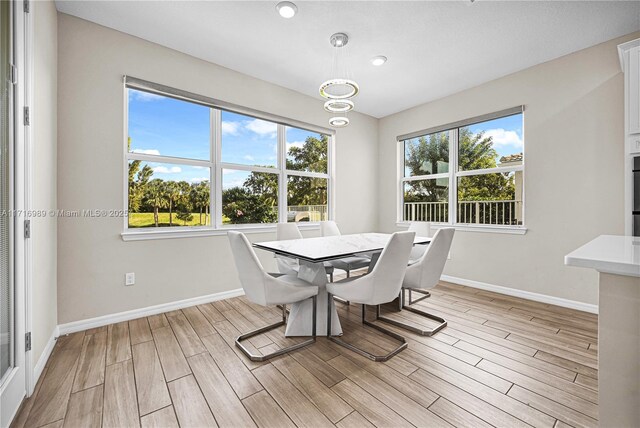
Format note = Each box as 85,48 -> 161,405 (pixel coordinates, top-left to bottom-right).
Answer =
129,212 -> 211,228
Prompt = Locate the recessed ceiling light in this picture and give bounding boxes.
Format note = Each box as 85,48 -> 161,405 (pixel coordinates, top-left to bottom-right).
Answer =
371,56 -> 387,66
276,1 -> 297,18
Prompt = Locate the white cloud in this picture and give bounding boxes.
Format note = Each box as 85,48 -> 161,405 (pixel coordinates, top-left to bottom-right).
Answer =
153,166 -> 182,174
221,121 -> 241,136
224,178 -> 246,189
243,155 -> 255,161
189,177 -> 209,183
286,140 -> 305,151
245,119 -> 277,137
192,166 -> 206,170
132,149 -> 160,155
131,91 -> 164,102
484,128 -> 523,148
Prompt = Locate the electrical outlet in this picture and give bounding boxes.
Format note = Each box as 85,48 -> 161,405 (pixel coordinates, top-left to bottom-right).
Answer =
125,272 -> 135,286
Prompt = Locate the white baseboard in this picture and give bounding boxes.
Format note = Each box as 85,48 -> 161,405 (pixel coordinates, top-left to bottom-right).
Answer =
440,275 -> 598,314
58,288 -> 245,335
31,326 -> 59,395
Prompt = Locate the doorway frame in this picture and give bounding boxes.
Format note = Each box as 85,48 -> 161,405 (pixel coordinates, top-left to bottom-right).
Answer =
0,0 -> 34,425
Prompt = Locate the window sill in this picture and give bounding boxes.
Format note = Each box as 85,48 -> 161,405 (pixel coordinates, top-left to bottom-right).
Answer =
121,223 -> 321,241
396,222 -> 528,235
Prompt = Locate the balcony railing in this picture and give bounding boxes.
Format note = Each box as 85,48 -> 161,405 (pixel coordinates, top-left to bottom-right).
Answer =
404,200 -> 523,225
286,205 -> 328,222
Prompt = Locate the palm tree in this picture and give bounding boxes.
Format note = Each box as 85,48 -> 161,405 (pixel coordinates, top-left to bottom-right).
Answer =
191,181 -> 210,225
163,181 -> 182,226
144,179 -> 169,227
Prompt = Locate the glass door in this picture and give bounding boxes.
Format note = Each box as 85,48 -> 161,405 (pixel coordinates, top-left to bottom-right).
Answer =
0,0 -> 13,386
0,2 -> 25,426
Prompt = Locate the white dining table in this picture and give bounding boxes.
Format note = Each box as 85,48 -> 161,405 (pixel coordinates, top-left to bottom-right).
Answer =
254,232 -> 431,337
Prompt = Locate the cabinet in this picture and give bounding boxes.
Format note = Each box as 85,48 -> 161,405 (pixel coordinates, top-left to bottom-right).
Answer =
619,39 -> 640,235
628,46 -> 640,135
619,39 -> 640,157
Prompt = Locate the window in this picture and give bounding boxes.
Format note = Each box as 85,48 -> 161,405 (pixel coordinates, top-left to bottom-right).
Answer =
125,79 -> 332,233
285,127 -> 329,222
127,90 -> 212,229
399,108 -> 524,228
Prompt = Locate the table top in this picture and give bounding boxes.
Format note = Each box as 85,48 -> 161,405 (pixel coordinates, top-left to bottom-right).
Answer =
254,232 -> 431,263
565,235 -> 640,277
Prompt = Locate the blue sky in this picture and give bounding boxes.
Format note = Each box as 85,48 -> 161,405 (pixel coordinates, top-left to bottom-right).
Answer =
467,113 -> 523,159
128,89 -> 322,187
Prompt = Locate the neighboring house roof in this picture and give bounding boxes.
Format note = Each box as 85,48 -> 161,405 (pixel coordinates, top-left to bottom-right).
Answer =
499,153 -> 523,164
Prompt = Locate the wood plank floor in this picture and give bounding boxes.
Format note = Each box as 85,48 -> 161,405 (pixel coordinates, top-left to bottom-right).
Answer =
11,275 -> 598,428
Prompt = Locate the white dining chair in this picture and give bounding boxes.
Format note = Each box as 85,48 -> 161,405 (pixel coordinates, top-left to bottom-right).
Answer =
228,231 -> 319,361
276,223 -> 335,282
319,221 -> 371,278
408,222 -> 432,264
326,231 -> 415,362
377,228 -> 455,336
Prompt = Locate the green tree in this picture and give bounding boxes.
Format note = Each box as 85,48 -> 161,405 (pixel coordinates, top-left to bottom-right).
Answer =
175,210 -> 194,225
232,135 -> 328,223
403,132 -> 450,204
243,172 -> 278,206
127,137 -> 154,213
286,135 -> 328,208
286,135 -> 328,173
190,181 -> 210,225
403,127 -> 514,204
163,181 -> 182,226
457,128 -> 514,201
222,187 -> 277,224
143,179 -> 168,227
175,181 -> 194,226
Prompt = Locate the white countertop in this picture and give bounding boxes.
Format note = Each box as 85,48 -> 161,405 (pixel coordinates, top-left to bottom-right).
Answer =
565,235 -> 640,277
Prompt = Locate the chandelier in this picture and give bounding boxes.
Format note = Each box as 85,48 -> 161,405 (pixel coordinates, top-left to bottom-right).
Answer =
319,33 -> 358,127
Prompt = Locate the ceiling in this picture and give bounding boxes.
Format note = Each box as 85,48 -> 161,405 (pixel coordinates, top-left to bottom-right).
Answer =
56,1 -> 640,118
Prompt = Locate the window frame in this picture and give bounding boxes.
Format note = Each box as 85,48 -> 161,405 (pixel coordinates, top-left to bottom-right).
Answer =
122,77 -> 334,240
397,107 -> 526,233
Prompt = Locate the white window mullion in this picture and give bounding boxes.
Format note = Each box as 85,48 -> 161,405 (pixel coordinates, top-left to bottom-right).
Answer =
404,172 -> 450,181
397,139 -> 404,223
456,164 -> 523,177
213,109 -> 223,228
450,128 -> 458,225
284,170 -> 329,179
328,134 -> 335,221
219,163 -> 280,175
123,86 -> 130,231
277,124 -> 287,223
126,152 -> 212,168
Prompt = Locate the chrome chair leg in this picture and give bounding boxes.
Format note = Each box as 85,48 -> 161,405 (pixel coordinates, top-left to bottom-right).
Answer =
327,293 -> 407,362
275,304 -> 290,313
376,288 -> 447,337
236,296 -> 317,362
330,269 -> 349,305
406,288 -> 431,305
333,296 -> 350,306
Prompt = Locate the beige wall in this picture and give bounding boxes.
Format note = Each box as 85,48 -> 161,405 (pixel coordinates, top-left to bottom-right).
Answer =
57,14 -> 378,324
32,0 -> 58,369
378,32 -> 640,306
